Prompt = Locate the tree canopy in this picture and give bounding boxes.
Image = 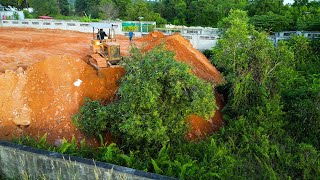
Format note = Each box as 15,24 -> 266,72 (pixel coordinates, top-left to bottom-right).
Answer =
6,0 -> 318,31
73,47 -> 217,152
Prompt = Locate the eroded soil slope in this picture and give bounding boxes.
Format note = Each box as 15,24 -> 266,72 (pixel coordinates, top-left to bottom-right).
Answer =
137,32 -> 225,85
0,28 -> 224,144
0,56 -> 125,145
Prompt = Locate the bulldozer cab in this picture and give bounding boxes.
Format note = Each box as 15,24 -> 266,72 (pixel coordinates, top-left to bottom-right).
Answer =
89,23 -> 121,69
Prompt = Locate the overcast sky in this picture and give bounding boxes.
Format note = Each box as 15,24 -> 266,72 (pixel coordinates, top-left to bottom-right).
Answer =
283,0 -> 294,4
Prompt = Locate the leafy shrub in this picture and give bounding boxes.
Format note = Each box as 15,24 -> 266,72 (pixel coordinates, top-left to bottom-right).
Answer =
91,18 -> 101,22
277,36 -> 320,148
14,133 -> 52,150
150,138 -> 236,179
202,49 -> 214,60
211,10 -> 320,179
13,12 -> 19,20
80,13 -> 91,22
108,47 -> 216,150
80,12 -> 100,22
72,98 -> 108,137
23,10 -> 34,19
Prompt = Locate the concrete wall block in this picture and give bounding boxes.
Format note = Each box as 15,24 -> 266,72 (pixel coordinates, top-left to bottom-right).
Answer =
0,141 -> 175,180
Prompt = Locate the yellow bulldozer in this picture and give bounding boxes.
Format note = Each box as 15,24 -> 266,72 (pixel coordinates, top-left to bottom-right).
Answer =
88,23 -> 121,69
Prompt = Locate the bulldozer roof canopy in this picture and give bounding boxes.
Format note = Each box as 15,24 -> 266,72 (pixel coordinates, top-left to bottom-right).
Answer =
89,23 -> 113,29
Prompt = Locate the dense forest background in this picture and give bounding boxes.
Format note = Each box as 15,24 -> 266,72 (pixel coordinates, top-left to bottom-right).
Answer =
1,0 -> 320,31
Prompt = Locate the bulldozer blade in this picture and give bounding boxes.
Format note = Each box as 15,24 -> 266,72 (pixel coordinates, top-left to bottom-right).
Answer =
89,53 -> 108,69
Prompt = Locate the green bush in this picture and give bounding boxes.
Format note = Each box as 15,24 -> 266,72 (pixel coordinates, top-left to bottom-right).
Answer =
23,10 -> 35,19
13,12 -> 19,20
72,98 -> 108,137
277,36 -> 320,148
79,12 -> 100,22
106,47 -> 216,151
14,10 -> 320,180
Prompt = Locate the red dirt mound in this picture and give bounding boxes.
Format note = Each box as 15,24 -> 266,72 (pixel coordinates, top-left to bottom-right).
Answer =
139,32 -> 225,86
136,31 -> 166,43
0,56 -> 125,145
186,92 -> 224,140
0,28 -> 225,144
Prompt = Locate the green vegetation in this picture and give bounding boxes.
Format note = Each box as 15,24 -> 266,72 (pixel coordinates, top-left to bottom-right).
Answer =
210,10 -> 320,179
4,0 -> 319,179
15,10 -> 320,179
280,35 -> 320,148
28,0 -> 60,16
72,98 -> 109,137
109,47 -> 215,150
3,0 -> 320,31
73,47 -> 216,153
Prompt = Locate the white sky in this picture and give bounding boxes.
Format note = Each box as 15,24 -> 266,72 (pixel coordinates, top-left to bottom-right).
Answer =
283,0 -> 294,4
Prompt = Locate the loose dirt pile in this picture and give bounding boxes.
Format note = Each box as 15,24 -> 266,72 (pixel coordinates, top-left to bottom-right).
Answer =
0,56 -> 125,145
0,28 -> 131,73
137,32 -> 225,85
187,92 -> 224,140
0,28 -> 224,144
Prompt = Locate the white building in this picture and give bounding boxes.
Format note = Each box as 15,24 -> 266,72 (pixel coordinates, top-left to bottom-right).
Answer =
0,4 -> 24,20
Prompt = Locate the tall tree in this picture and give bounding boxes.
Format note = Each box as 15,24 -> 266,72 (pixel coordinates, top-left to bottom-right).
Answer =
213,9 -> 291,114
112,0 -> 132,19
29,0 -> 60,16
247,0 -> 284,16
75,0 -> 100,18
160,0 -> 187,25
0,0 -> 27,9
293,0 -> 308,6
125,0 -> 166,24
155,0 -> 248,27
189,0 -> 220,27
99,0 -> 119,20
57,0 -> 70,16
250,12 -> 293,32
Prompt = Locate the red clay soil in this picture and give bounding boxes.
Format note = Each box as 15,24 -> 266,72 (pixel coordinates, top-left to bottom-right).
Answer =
0,56 -> 125,146
137,32 -> 225,86
186,92 -> 224,140
0,27 -> 224,146
0,27 -> 132,73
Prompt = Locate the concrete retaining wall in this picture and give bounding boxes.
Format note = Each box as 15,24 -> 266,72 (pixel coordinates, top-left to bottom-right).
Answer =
0,141 -> 175,180
0,19 -> 123,34
181,34 -> 218,51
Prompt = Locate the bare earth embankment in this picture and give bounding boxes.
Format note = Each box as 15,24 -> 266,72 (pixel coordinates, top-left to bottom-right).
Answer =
0,27 -> 224,145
